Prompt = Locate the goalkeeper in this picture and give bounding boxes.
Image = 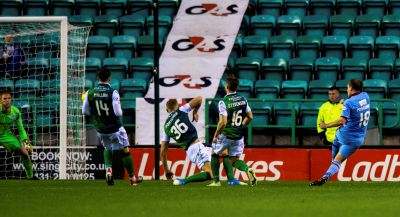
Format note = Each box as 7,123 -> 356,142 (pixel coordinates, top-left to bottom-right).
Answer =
0,90 -> 35,179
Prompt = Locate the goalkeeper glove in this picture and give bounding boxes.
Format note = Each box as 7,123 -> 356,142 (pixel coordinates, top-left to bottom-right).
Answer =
23,140 -> 33,154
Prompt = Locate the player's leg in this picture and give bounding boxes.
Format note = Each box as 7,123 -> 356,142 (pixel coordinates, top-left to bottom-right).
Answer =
1,135 -> 34,179
229,138 -> 256,186
98,132 -> 114,185
209,135 -> 228,185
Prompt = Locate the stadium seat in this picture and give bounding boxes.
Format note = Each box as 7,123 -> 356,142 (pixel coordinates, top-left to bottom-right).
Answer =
0,80 -> 14,92
369,58 -> 394,81
261,58 -> 287,81
335,79 -> 350,99
87,36 -> 110,60
50,0 -> 74,16
314,57 -> 341,80
158,0 -> 178,17
258,0 -> 283,17
137,35 -> 163,58
288,57 -> 314,81
308,80 -> 334,99
368,102 -> 379,128
0,0 -> 22,16
121,78 -> 147,102
14,79 -> 40,98
147,16 -> 172,40
94,79 -> 121,92
269,35 -> 295,60
276,15 -> 302,37
300,102 -> 324,127
348,36 -> 374,60
129,57 -> 154,82
229,37 -> 243,61
382,101 -> 399,128
382,15 -> 400,37
235,57 -> 261,81
388,78 -> 400,100
75,0 -> 100,17
239,15 -> 250,37
119,15 -> 146,39
249,101 -> 273,126
41,79 -> 60,99
225,57 -> 236,77
243,36 -> 269,58
363,0 -> 387,16
342,58 -> 367,80
281,80 -> 308,99
237,79 -> 254,99
35,100 -> 58,127
69,15 -> 93,27
255,80 -> 281,99
322,36 -> 348,59
103,57 -> 129,81
395,58 -> 400,78
250,15 -> 276,38
296,35 -> 322,59
302,15 -> 329,37
94,15 -> 119,38
24,0 -> 48,16
363,79 -> 387,99
389,0 -> 400,15
336,0 -> 362,16
49,58 -> 60,76
127,0 -> 152,17
274,101 -> 299,126
26,58 -> 49,81
309,0 -> 336,16
375,36 -> 400,60
284,0 -> 309,18
111,35 -> 136,59
102,0 -> 127,17
85,57 -> 102,82
329,14 -> 355,38
355,15 -> 381,38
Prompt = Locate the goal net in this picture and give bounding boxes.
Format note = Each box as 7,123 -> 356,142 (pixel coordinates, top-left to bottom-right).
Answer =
0,17 -> 90,179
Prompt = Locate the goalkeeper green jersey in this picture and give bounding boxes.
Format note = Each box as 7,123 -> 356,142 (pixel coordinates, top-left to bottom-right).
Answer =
163,105 -> 198,150
0,105 -> 27,140
219,93 -> 251,140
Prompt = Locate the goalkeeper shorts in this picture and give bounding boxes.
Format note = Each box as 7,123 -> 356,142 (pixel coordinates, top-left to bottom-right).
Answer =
0,134 -> 22,152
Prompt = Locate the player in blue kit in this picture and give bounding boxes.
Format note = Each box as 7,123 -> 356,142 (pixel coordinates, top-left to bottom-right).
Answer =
310,79 -> 370,186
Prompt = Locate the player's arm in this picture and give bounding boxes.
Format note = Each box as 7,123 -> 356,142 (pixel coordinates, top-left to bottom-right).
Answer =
319,117 -> 347,129
242,104 -> 253,126
212,101 -> 228,143
160,132 -> 173,179
189,96 -> 202,122
112,90 -> 122,117
82,91 -> 91,115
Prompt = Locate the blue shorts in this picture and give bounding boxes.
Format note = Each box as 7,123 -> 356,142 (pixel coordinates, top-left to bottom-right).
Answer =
333,138 -> 362,159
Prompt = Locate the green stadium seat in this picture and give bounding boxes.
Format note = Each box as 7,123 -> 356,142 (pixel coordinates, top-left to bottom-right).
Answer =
85,79 -> 93,90
322,36 -> 348,59
336,0 -> 362,16
259,0 -> 283,17
103,57 -> 129,81
24,0 -> 48,16
382,101 -> 399,128
94,79 -> 121,92
395,58 -> 400,78
382,15 -> 400,36
111,35 -> 136,59
50,0 -> 74,16
75,0 -> 100,16
261,58 -> 287,81
102,0 -> 127,17
87,36 -> 110,60
302,15 -> 329,37
300,102 -> 324,127
0,80 -> 14,92
120,78 -> 147,104
119,15 -> 146,39
69,15 -> 93,27
243,36 -> 269,58
49,58 -> 60,76
310,0 -> 336,16
158,0 -> 178,17
26,58 -> 49,81
235,57 -> 261,81
308,80 -> 334,99
94,15 -> 119,38
348,36 -> 374,60
389,0 -> 400,15
288,57 -> 314,81
15,79 -> 40,98
250,15 -> 276,38
129,57 -> 153,82
355,15 -> 381,38
239,15 -> 250,37
255,80 -> 281,99
315,57 -> 341,80
285,0 -> 309,18
296,35 -> 322,59
276,15 -> 302,37
237,79 -> 254,99
224,57 -> 236,78
368,102 -> 379,128
137,35 -> 163,58
369,58 -> 394,81
0,0 -> 22,16
229,37 -> 243,61
281,80 -> 308,99
269,35 -> 295,60
41,79 -> 60,99
375,36 -> 400,60
342,58 -> 367,80
249,101 -> 273,126
274,101 -> 299,126
329,14 -> 355,38
147,16 -> 172,40
85,57 -> 102,82
388,79 -> 400,101
363,79 -> 387,100
363,0 -> 387,16
335,79 -> 350,99
35,100 -> 58,127
127,0 -> 152,17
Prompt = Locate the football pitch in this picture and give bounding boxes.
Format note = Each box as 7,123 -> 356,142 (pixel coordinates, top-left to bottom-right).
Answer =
1,180 -> 400,217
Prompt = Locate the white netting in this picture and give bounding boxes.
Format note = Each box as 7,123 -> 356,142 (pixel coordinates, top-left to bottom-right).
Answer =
0,21 -> 90,179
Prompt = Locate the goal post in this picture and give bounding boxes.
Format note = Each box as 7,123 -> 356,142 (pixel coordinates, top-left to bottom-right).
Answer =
0,17 -> 90,179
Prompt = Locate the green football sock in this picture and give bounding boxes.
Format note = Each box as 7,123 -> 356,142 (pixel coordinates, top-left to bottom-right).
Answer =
103,149 -> 113,168
233,160 -> 249,172
22,158 -> 33,179
122,152 -> 135,178
211,154 -> 220,182
183,172 -> 211,183
223,156 -> 235,180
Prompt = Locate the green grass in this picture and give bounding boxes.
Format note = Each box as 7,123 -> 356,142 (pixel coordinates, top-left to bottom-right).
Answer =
1,180 -> 400,217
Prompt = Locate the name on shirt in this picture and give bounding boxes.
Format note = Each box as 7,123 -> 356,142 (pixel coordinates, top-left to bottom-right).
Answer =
94,92 -> 109,98
356,104 -> 370,112
165,112 -> 178,128
228,101 -> 246,108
